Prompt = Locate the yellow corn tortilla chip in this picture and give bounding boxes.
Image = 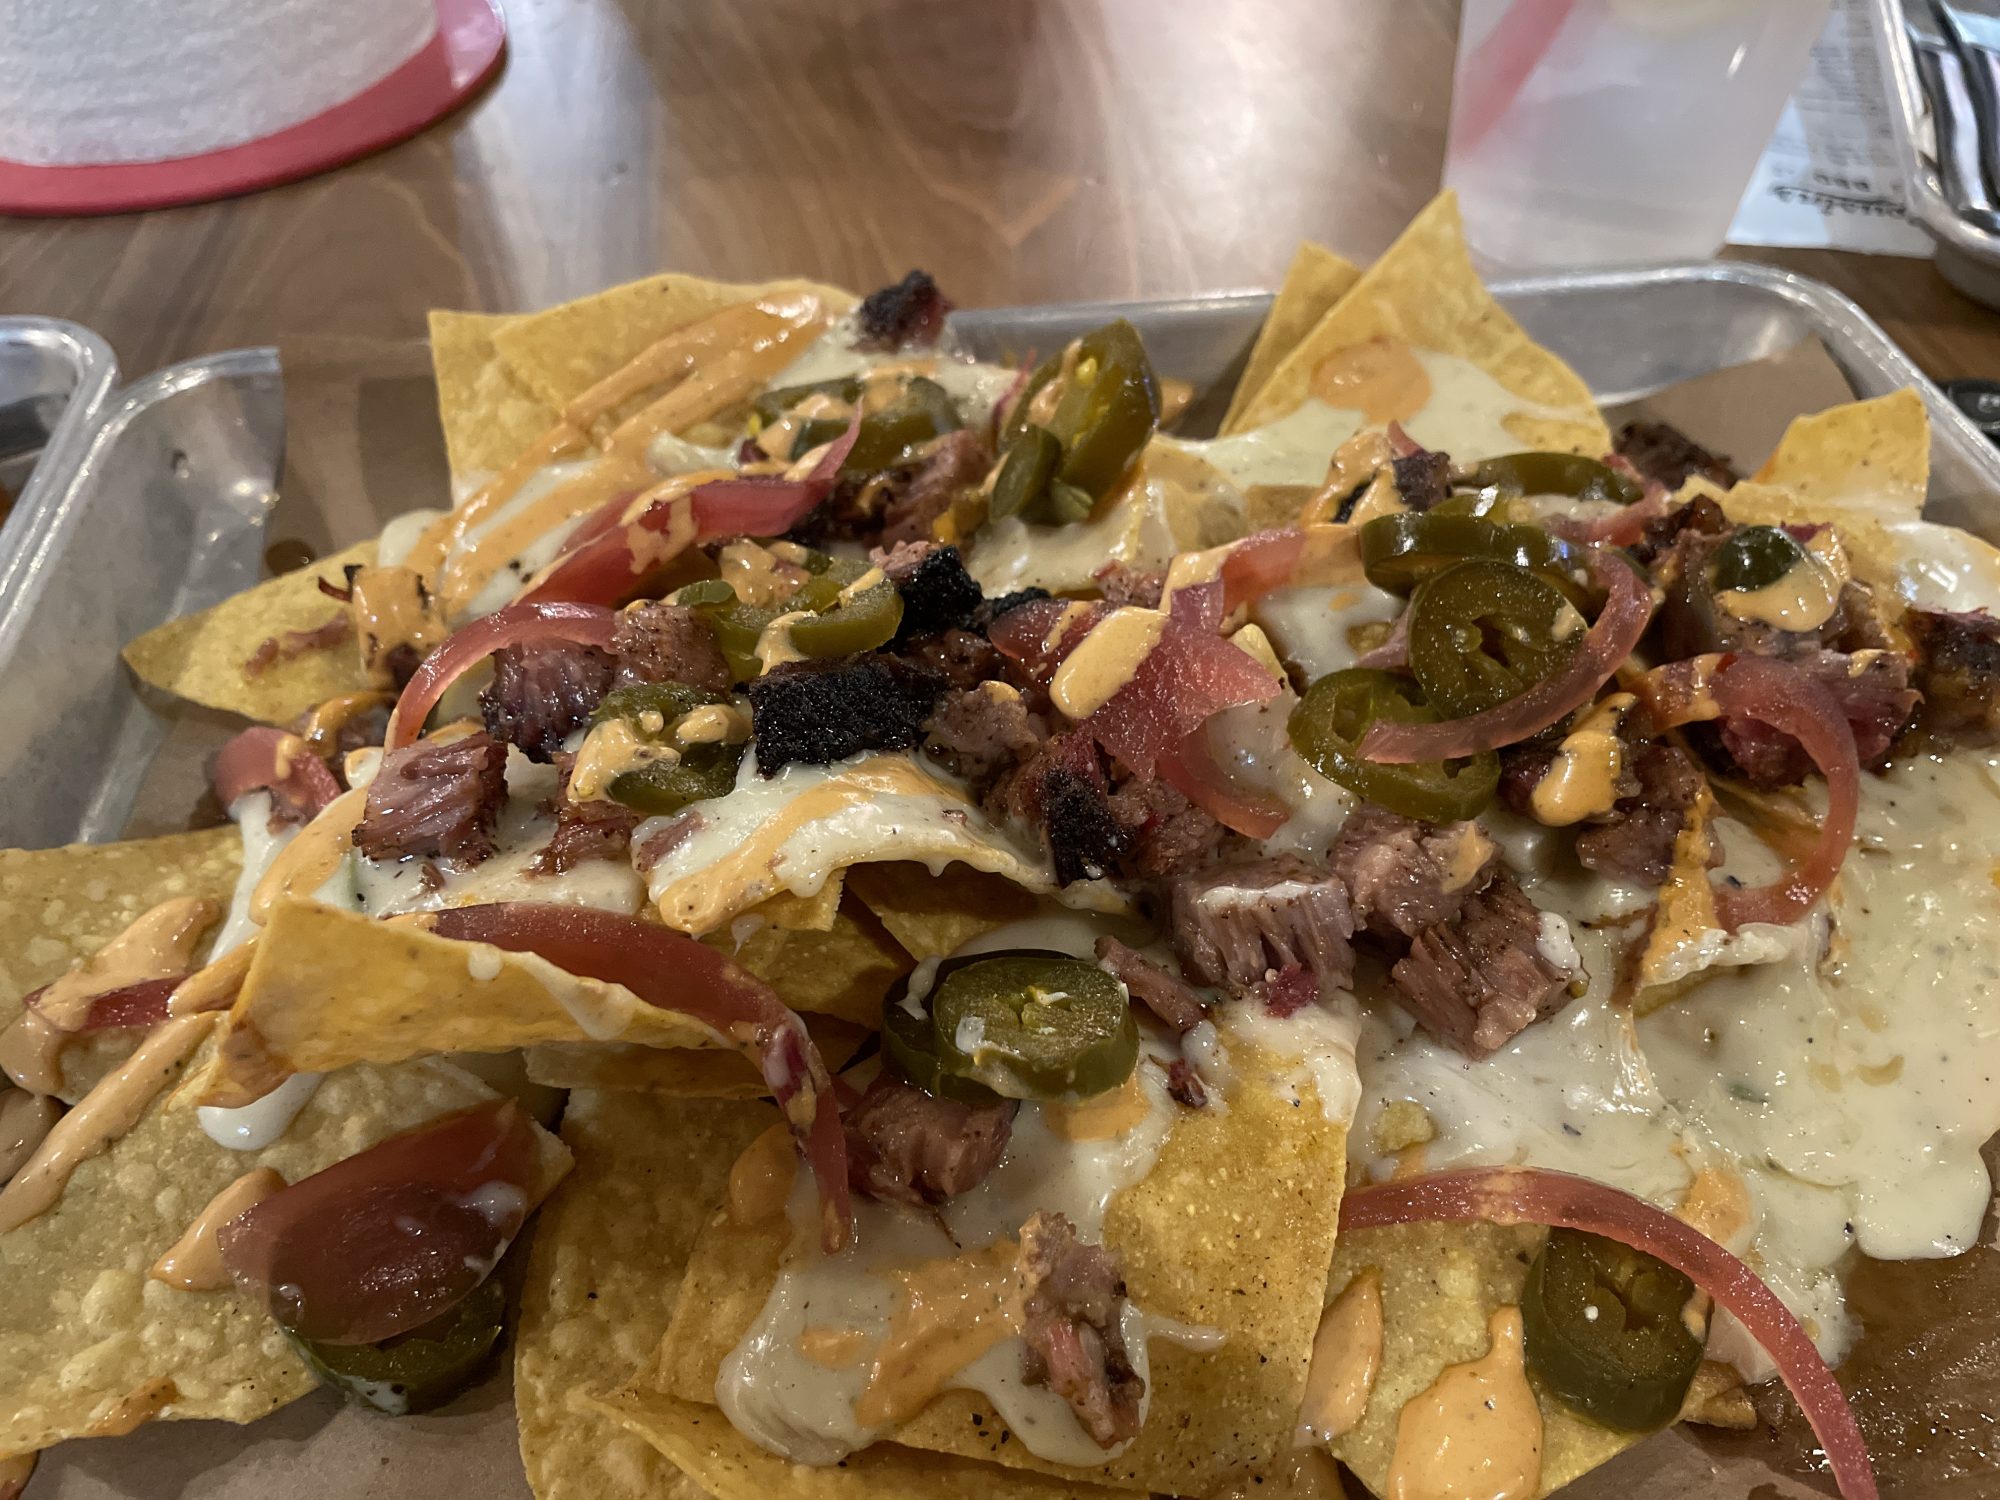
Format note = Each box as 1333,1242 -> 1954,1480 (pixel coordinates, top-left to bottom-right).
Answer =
712,900 -> 910,1028
202,901 -> 718,1103
1233,193 -> 1607,457
428,310 -> 565,484
1326,1222 -> 1636,1499
524,1016 -> 869,1095
0,826 -> 240,1021
122,540 -> 374,725
1752,389 -> 1929,521
1221,242 -> 1364,435
844,861 -> 1039,962
740,876 -> 845,934
0,1039 -> 563,1459
586,1388 -> 1130,1500
516,1089 -> 771,1500
650,1045 -> 1347,1494
491,274 -> 858,418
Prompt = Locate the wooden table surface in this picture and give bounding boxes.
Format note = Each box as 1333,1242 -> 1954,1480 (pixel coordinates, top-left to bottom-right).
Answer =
1,0 -> 1995,387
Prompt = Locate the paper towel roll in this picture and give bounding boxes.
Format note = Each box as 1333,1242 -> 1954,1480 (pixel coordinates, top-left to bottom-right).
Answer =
0,0 -> 439,167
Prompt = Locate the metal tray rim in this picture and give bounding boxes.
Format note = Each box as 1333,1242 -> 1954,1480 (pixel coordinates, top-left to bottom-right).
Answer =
1866,0 -> 2000,261
0,315 -> 116,602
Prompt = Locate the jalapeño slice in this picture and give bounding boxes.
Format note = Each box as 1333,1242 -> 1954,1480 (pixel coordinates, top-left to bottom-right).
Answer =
1287,667 -> 1499,822
843,376 -> 961,474
1709,524 -> 1809,594
287,1274 -> 506,1416
788,580 -> 904,658
591,680 -> 725,729
1047,318 -> 1161,503
1406,559 -> 1583,718
751,376 -> 863,428
1359,512 -> 1588,598
1470,452 -> 1645,509
929,954 -> 1138,1101
606,743 -> 744,815
990,424 -> 1066,524
879,960 -> 1007,1106
1522,1228 -> 1704,1432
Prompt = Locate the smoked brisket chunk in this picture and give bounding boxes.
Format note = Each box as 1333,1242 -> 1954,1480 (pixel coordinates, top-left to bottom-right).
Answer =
1170,856 -> 1356,998
879,428 -> 994,547
884,543 -> 985,642
844,1073 -> 1015,1207
748,656 -> 945,775
1018,1211 -> 1143,1450
1390,871 -> 1576,1058
353,732 -> 508,866
1330,804 -> 1498,938
1908,607 -> 2000,746
855,270 -> 953,351
1705,647 -> 1917,786
1094,936 -> 1208,1034
1629,492 -> 1731,568
532,754 -> 641,874
923,683 -> 1047,794
1614,419 -> 1738,493
1572,739 -> 1706,886
1106,777 -> 1230,881
479,639 -> 615,763
1392,449 -> 1451,511
610,601 -> 731,694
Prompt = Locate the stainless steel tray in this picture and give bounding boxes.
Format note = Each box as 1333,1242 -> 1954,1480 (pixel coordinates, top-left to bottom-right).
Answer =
0,316 -> 114,596
10,262 -> 1995,855
1868,0 -> 2000,307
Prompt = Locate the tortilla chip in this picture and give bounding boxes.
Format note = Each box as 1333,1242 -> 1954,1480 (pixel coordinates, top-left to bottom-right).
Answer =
740,877 -> 845,934
0,1043 -> 558,1458
516,1090 -> 772,1500
0,827 -> 240,1022
1752,389 -> 1929,520
715,900 -> 911,1028
1326,1222 -> 1636,1499
491,275 -> 858,417
201,901 -> 718,1103
524,1016 -> 869,1095
122,541 -> 375,725
428,310 -> 564,484
1221,242 -> 1364,435
651,1045 -> 1347,1493
844,862 -> 1039,962
586,1389 -> 1129,1500
1232,194 -> 1607,456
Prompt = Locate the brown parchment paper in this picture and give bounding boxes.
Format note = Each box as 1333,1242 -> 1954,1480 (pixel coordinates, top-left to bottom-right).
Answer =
40,335 -> 1985,1500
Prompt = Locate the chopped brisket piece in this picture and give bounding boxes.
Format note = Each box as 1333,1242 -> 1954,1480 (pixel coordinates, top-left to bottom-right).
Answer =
1496,744 -> 1558,819
611,601 -> 731,694
1018,1211 -> 1143,1450
1040,761 -> 1131,885
1573,739 -> 1706,886
1655,525 -> 1887,663
879,428 -> 994,547
353,732 -> 508,865
1390,871 -> 1576,1058
1163,1057 -> 1209,1109
1260,964 -> 1319,1018
1093,563 -> 1165,609
1630,492 -> 1731,569
885,543 -> 984,642
844,1072 -> 1015,1207
245,611 -> 352,676
1615,420 -> 1738,493
531,754 -> 640,874
1392,449 -> 1451,511
1909,607 -> 2000,746
1704,647 -> 1917,786
479,639 -> 615,763
1170,856 -> 1355,998
379,642 -> 424,692
1094,936 -> 1208,1034
855,270 -> 953,351
1106,777 -> 1230,881
973,587 -> 1053,631
1330,805 -> 1498,939
907,627 -> 1010,692
923,682 -> 1048,793
748,655 -> 945,774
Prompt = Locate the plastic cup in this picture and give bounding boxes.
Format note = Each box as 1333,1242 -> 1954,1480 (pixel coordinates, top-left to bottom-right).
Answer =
1445,0 -> 1833,272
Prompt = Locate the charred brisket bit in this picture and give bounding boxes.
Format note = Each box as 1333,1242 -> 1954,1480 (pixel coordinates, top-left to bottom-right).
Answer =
1391,450 -> 1451,511
479,639 -> 615,763
844,1073 -> 1016,1207
1615,419 -> 1738,493
1092,563 -> 1166,610
1630,492 -> 1731,568
923,682 -> 1048,794
880,428 -> 995,547
1330,804 -> 1498,939
380,642 -> 425,692
611,601 -> 731,694
747,655 -> 945,775
1041,762 -> 1132,885
531,754 -> 641,875
907,627 -> 1011,692
1573,739 -> 1707,887
1018,1211 -> 1144,1450
885,543 -> 985,642
1094,936 -> 1209,1034
1106,777 -> 1231,881
855,270 -> 954,351
1908,607 -> 2000,746
353,732 -> 509,866
1389,870 -> 1576,1058
973,586 -> 1053,631
1170,856 -> 1356,999
1163,1057 -> 1209,1109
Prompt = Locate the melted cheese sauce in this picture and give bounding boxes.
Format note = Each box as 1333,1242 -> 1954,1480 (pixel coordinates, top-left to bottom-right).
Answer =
767,323 -> 1018,421
214,793 -> 297,956
1254,582 -> 1406,683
